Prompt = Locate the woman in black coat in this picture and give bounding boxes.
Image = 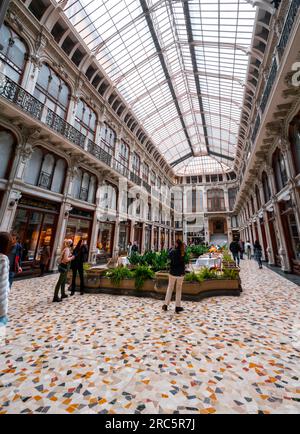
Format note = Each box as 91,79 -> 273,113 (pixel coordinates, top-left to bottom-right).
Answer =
70,239 -> 88,296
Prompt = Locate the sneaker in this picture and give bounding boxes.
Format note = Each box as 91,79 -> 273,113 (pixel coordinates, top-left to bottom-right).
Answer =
80,292 -> 84,296
162,304 -> 168,311
70,292 -> 75,296
61,294 -> 68,299
175,306 -> 184,314
0,316 -> 8,326
53,297 -> 62,303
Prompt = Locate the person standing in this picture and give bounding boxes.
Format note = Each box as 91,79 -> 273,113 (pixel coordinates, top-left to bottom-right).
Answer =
53,240 -> 74,302
238,239 -> 245,260
70,238 -> 88,296
245,240 -> 252,260
229,238 -> 241,267
132,241 -> 138,253
162,239 -> 185,314
8,232 -> 22,288
0,232 -> 12,326
254,240 -> 263,269
127,241 -> 132,257
39,244 -> 50,277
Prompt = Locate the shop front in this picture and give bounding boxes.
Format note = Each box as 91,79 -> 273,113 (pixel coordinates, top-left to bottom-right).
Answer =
65,207 -> 93,249
119,220 -> 131,254
12,195 -> 60,275
97,221 -> 115,262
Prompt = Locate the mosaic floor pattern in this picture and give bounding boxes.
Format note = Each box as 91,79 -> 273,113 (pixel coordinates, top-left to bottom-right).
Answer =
0,260 -> 300,414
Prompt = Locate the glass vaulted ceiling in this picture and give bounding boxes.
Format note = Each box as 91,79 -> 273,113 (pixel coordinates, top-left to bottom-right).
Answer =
63,0 -> 257,175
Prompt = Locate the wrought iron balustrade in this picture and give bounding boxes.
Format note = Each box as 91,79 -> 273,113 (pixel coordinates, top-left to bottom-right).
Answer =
0,73 -> 43,119
112,158 -> 129,178
251,114 -> 261,144
260,60 -> 278,114
87,140 -> 112,167
46,109 -> 86,149
143,180 -> 151,194
278,0 -> 300,58
130,171 -> 142,186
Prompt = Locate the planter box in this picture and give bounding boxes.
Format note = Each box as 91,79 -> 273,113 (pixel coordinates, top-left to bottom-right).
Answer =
100,277 -> 155,292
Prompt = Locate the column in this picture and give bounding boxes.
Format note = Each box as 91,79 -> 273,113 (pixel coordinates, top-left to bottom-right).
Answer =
21,33 -> 47,93
130,219 -> 135,244
158,226 -> 162,250
224,188 -> 229,211
263,210 -> 275,265
49,201 -> 73,271
66,95 -> 79,126
150,225 -> 155,251
204,216 -> 209,244
112,215 -> 120,259
273,200 -> 291,272
140,222 -> 146,254
0,190 -> 22,232
256,216 -> 266,261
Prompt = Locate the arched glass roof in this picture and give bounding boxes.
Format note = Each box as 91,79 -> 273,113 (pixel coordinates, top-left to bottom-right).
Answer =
62,0 -> 259,175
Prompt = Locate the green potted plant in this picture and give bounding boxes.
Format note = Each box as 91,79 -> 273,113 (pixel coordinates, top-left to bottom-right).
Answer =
133,265 -> 155,290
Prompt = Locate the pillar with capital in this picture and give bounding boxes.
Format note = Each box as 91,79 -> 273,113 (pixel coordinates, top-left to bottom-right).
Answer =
273,199 -> 291,272
262,209 -> 275,265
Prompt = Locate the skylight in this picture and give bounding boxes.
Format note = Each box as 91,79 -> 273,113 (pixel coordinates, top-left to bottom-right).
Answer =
62,0 -> 258,174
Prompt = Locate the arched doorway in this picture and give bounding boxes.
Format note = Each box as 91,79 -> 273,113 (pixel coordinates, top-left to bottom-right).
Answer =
209,217 -> 228,245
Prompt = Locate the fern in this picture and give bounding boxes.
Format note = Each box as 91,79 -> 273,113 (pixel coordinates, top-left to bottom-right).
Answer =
133,265 -> 154,290
106,266 -> 133,286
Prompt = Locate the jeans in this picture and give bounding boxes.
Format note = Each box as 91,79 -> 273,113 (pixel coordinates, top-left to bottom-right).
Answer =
9,272 -> 15,288
232,253 -> 240,266
54,270 -> 68,299
164,275 -> 184,308
71,264 -> 85,293
246,249 -> 251,260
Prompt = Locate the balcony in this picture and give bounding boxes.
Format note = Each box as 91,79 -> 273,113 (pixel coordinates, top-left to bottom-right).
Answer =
143,180 -> 151,194
46,109 -> 86,149
130,171 -> 142,186
87,139 -> 112,166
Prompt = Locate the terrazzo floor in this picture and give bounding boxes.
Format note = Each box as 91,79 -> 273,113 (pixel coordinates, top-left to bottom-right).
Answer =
0,260 -> 300,414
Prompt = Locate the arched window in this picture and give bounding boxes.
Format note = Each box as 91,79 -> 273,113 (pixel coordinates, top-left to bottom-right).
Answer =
34,63 -> 70,119
119,141 -> 130,167
74,99 -> 97,141
255,185 -> 261,210
0,24 -> 27,83
289,113 -> 300,175
142,162 -> 149,182
100,183 -> 117,210
72,169 -> 96,204
0,130 -> 14,179
100,123 -> 116,155
262,171 -> 271,203
24,148 -> 66,193
132,152 -> 140,175
207,189 -> 225,212
272,148 -> 288,193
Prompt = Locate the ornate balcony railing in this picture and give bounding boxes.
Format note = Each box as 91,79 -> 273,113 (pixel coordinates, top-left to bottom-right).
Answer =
143,180 -> 151,194
130,171 -> 142,186
0,73 -> 43,119
46,109 -> 86,149
112,158 -> 129,178
87,139 -> 112,166
278,0 -> 300,58
260,60 -> 278,115
0,74 -> 168,199
251,114 -> 261,144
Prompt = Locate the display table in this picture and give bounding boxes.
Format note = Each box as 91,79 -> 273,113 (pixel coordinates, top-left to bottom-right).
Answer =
194,256 -> 222,269
117,256 -> 130,266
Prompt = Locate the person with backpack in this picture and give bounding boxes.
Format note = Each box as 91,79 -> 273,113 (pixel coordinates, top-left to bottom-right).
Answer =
254,240 -> 263,269
0,232 -> 12,326
245,240 -> 252,260
70,238 -> 89,296
8,232 -> 22,288
162,239 -> 186,314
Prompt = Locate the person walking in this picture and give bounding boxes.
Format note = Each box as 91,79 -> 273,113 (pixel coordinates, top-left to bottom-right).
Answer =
238,239 -> 245,260
70,238 -> 88,296
254,240 -> 263,269
245,240 -> 252,260
0,232 -> 12,326
162,239 -> 185,314
39,244 -> 50,276
8,232 -> 22,288
53,240 -> 74,302
229,238 -> 241,267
